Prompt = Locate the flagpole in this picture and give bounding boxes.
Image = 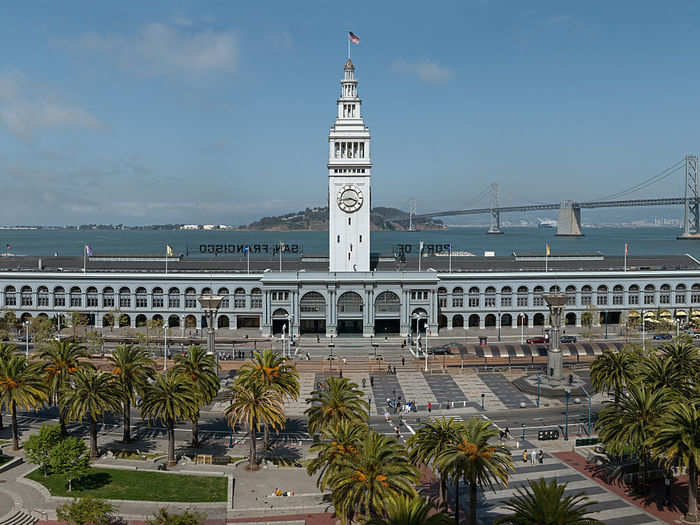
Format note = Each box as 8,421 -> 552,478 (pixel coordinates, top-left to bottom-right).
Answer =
624,244 -> 627,272
449,244 -> 452,273
545,244 -> 548,273
279,241 -> 283,272
83,246 -> 86,273
165,246 -> 168,275
247,249 -> 250,274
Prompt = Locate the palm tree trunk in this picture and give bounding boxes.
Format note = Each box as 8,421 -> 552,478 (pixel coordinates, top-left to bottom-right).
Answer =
191,410 -> 200,448
167,420 -> 176,466
468,481 -> 477,525
688,457 -> 699,523
440,473 -> 448,511
249,424 -> 257,469
90,418 -> 98,459
454,478 -> 459,524
122,399 -> 131,443
11,401 -> 18,451
0,411 -> 4,431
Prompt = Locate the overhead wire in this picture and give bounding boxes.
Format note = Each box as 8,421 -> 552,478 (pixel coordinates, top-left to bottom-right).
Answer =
592,159 -> 685,201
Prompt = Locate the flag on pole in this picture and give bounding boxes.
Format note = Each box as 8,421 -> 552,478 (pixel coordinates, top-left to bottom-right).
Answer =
5,244 -> 10,250
166,245 -> 173,257
625,243 -> 629,256
84,245 -> 93,257
419,240 -> 424,253
348,32 -> 360,44
243,245 -> 249,253
546,243 -> 550,256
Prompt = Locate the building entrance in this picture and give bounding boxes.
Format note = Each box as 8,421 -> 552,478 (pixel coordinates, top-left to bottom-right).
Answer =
300,319 -> 326,334
337,319 -> 363,334
375,319 -> 400,335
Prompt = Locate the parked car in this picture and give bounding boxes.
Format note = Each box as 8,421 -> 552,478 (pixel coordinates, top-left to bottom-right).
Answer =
653,333 -> 672,340
560,335 -> 577,343
430,347 -> 452,355
526,336 -> 547,344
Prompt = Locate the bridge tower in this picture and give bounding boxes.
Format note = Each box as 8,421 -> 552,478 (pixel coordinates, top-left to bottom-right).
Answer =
678,154 -> 700,239
487,183 -> 504,234
556,200 -> 583,237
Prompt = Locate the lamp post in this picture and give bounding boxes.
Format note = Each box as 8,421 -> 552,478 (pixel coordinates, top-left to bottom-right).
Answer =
542,293 -> 567,384
497,311 -> 502,342
581,385 -> 592,436
328,335 -> 335,370
518,314 -> 524,344
281,323 -> 287,358
163,325 -> 168,371
413,313 -> 428,371
24,321 -> 29,359
536,374 -> 541,408
564,388 -> 571,441
198,294 -> 224,359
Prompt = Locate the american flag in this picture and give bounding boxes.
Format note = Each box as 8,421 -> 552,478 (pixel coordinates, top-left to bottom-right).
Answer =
348,32 -> 360,44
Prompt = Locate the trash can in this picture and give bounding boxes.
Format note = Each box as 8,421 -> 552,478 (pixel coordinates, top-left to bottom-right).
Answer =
479,336 -> 488,346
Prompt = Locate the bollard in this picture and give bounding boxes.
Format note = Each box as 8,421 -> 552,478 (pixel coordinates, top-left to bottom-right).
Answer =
521,423 -> 526,441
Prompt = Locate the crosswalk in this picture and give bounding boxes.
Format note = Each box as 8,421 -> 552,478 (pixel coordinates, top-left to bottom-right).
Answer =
478,444 -> 664,524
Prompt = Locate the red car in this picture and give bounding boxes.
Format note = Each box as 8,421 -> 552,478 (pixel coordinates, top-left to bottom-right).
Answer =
526,336 -> 548,344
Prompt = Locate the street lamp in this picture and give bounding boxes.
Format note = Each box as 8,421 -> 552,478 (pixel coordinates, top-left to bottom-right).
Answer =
564,387 -> 571,441
542,293 -> 567,384
413,313 -> 428,372
518,314 -> 524,344
328,335 -> 335,370
198,294 -> 224,359
281,323 -> 287,359
163,325 -> 168,371
24,321 -> 29,359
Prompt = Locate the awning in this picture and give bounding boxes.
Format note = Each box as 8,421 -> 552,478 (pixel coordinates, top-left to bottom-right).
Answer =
644,311 -> 656,318
628,311 -> 640,318
659,310 -> 672,318
676,311 -> 688,317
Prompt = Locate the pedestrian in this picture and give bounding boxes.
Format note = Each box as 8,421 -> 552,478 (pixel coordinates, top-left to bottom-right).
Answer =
401,356 -> 405,367
427,402 -> 432,414
522,449 -> 528,464
370,376 -> 374,387
395,426 -> 401,439
530,449 -> 537,465
362,378 -> 366,388
538,449 -> 544,464
342,357 -> 347,366
339,369 -> 343,378
504,426 -> 511,439
664,474 -> 672,505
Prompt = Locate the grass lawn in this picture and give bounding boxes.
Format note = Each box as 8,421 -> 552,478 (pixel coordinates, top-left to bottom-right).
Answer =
27,467 -> 227,502
0,456 -> 12,466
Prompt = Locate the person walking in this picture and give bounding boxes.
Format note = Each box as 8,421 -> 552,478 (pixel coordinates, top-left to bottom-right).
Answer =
522,449 -> 528,464
401,356 -> 405,367
538,449 -> 544,464
530,449 -> 537,465
427,402 -> 432,414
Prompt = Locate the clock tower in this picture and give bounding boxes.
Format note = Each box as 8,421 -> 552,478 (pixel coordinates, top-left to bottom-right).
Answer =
328,58 -> 371,272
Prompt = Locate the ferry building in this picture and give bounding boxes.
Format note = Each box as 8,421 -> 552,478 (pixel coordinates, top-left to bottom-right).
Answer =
1,60 -> 700,338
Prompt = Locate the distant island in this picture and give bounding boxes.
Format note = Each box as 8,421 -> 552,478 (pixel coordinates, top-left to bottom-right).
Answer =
238,206 -> 446,231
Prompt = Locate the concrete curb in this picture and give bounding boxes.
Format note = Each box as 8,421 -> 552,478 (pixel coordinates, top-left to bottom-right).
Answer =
0,457 -> 23,474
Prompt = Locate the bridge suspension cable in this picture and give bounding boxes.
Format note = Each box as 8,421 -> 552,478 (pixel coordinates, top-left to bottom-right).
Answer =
592,159 -> 685,201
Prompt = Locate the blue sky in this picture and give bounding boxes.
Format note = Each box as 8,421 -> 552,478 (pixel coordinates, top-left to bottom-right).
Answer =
1,1 -> 699,225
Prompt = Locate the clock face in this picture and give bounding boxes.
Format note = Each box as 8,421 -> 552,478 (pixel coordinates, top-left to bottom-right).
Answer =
337,184 -> 363,213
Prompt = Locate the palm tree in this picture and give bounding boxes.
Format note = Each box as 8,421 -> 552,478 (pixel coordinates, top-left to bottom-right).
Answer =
327,430 -> 418,524
238,349 -> 299,448
307,418 -> 368,491
225,378 -> 285,470
108,344 -> 155,443
494,478 -> 603,525
305,376 -> 369,435
141,371 -> 197,466
648,400 -> 700,524
439,417 -> 514,525
0,342 -> 21,430
596,382 -> 669,486
61,368 -> 121,459
590,348 -> 636,401
637,353 -> 681,394
367,494 -> 453,525
40,339 -> 92,434
0,354 -> 48,449
407,416 -> 464,510
173,345 -> 219,447
659,339 -> 700,387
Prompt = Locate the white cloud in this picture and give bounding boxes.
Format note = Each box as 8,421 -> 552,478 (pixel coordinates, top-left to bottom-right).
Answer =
0,71 -> 102,138
69,22 -> 238,74
391,59 -> 454,84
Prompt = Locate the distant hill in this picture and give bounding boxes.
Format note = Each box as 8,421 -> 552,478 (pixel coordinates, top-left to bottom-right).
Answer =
239,206 -> 445,231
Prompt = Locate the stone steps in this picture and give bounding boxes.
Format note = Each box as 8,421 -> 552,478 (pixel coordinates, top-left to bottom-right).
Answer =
0,511 -> 37,525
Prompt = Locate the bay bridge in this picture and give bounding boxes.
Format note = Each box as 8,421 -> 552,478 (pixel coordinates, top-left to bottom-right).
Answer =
416,155 -> 700,238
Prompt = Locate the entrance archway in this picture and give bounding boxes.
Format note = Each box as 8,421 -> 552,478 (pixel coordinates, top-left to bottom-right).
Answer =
533,313 -> 545,326
565,312 -> 576,326
300,292 -> 326,334
501,313 -> 513,327
135,314 -> 147,327
168,315 -> 180,328
438,314 -> 447,329
452,314 -> 464,328
184,315 -> 196,329
272,308 -> 290,335
517,314 -> 528,327
375,291 -> 401,335
485,314 -> 496,327
468,314 -> 480,328
218,316 -> 230,328
410,308 -> 428,334
337,292 -> 363,335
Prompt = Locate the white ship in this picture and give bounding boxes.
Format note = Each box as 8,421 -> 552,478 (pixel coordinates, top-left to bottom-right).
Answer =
537,218 -> 557,229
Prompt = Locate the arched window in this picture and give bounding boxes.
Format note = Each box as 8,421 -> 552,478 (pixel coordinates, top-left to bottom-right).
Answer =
218,288 -> 229,309
184,288 -> 197,308
70,286 -> 82,307
4,286 -> 16,306
660,284 -> 671,305
676,284 -> 687,304
86,287 -> 98,307
565,285 -> 576,306
549,285 -> 560,293
152,287 -> 164,308
628,284 -> 640,305
337,292 -> 363,313
613,285 -> 624,305
20,286 -> 32,307
453,287 -> 464,308
581,285 -> 592,306
468,287 -> 479,308
136,287 -> 147,308
201,287 -> 213,296
37,286 -> 49,307
501,286 -> 512,307
437,287 -> 447,308
375,291 -> 400,313
251,288 -> 262,309
119,287 -> 130,308
596,285 -> 608,306
54,286 -> 65,307
234,288 -> 246,308
484,287 -> 496,308
301,292 -> 326,314
533,286 -> 544,307
517,286 -> 528,307
644,284 -> 656,305
692,284 -> 700,304
102,287 -> 114,308
168,288 -> 180,308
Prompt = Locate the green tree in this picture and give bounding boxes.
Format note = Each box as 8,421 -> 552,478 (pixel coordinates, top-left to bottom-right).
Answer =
70,312 -> 88,340
439,417 -> 514,525
225,378 -> 284,470
407,416 -> 464,510
49,436 -> 90,492
596,383 -> 669,486
85,330 -> 105,357
29,317 -> 54,348
659,338 -> 700,387
173,345 -> 220,447
637,353 -> 681,394
494,478 -> 603,525
238,349 -> 300,449
307,418 -> 368,491
590,348 -> 636,401
0,354 -> 48,449
24,423 -> 63,476
141,371 -> 197,466
108,345 -> 155,443
326,430 -> 418,524
40,339 -> 93,434
0,342 -> 21,430
648,400 -> 700,524
61,369 -> 122,459
305,376 -> 369,435
146,508 -> 206,525
56,496 -> 116,525
367,494 -> 453,525
3,312 -> 18,336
